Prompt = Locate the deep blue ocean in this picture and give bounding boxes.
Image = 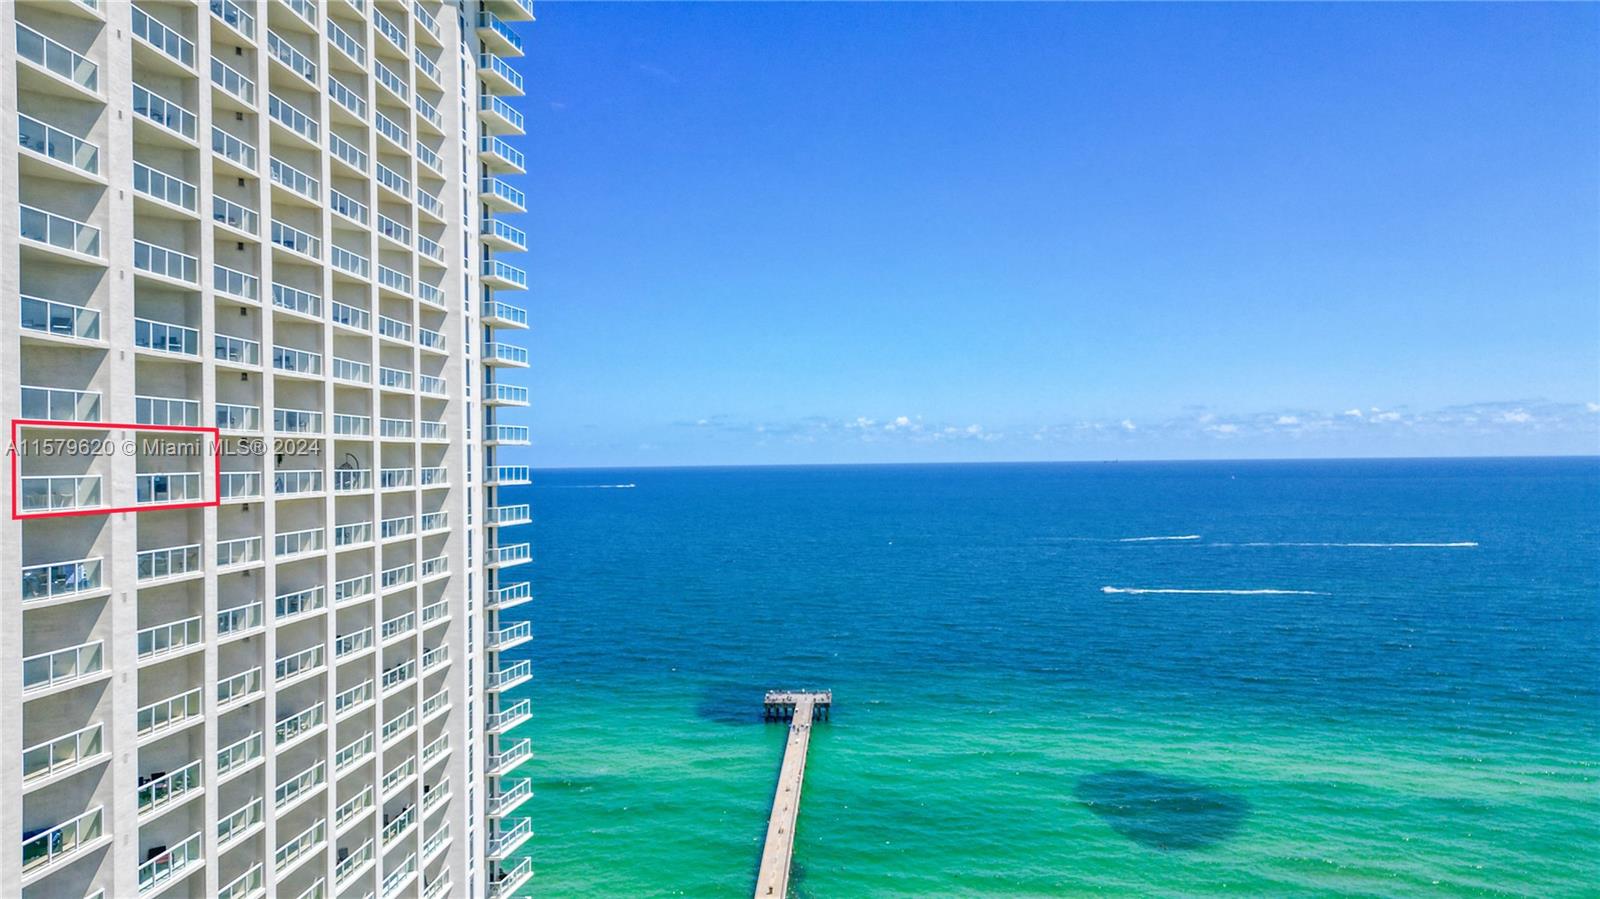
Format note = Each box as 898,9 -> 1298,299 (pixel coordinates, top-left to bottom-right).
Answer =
497,458 -> 1600,896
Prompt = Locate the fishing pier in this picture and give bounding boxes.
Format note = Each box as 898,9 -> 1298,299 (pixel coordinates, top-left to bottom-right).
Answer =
754,690 -> 832,898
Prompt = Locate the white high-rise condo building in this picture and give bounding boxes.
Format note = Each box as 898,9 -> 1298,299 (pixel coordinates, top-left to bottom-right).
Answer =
0,0 -> 535,897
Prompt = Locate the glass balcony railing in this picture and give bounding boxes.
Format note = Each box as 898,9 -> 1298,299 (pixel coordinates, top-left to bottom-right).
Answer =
275,527 -> 324,557
22,640 -> 103,691
330,188 -> 368,225
376,161 -> 411,198
376,110 -> 409,148
477,10 -> 523,55
133,161 -> 197,211
276,585 -> 325,619
18,113 -> 99,174
379,315 -> 412,341
332,245 -> 371,279
334,521 -> 371,546
135,472 -> 203,505
132,315 -> 195,353
335,574 -> 373,604
138,831 -> 202,894
373,9 -> 407,52
417,188 -> 443,219
270,158 -> 321,202
16,24 -> 98,91
327,18 -> 366,65
275,703 -> 325,746
484,219 -> 529,252
489,424 -> 531,443
328,74 -> 366,119
375,59 -> 407,100
213,126 -> 258,171
415,141 -> 441,172
21,807 -> 103,876
480,94 -> 525,131
20,204 -> 100,256
216,535 -> 262,566
380,467 -> 413,488
379,417 -> 412,438
267,32 -> 316,83
414,48 -> 441,84
333,413 -> 371,436
135,393 -> 200,426
273,344 -> 323,375
481,176 -> 526,209
332,357 -> 370,384
133,83 -> 196,140
134,241 -> 198,283
268,93 -> 319,143
489,342 -> 530,365
211,57 -> 256,104
335,784 -> 373,829
213,196 -> 260,234
22,722 -> 102,782
329,131 -> 368,172
331,301 -> 370,331
132,5 -> 195,67
19,475 -> 102,513
217,667 -> 261,708
219,864 -> 263,899
480,134 -> 526,171
21,385 -> 101,422
275,821 -> 324,875
479,53 -> 524,93
216,600 -> 264,637
136,760 -> 201,817
216,732 -> 262,777
415,94 -> 442,130
21,557 -> 103,602
210,0 -> 256,40
273,468 -> 323,493
377,213 -> 411,246
214,263 -> 260,301
275,645 -> 324,682
136,687 -> 202,737
21,295 -> 99,340
219,471 -> 263,499
483,259 -> 528,289
214,333 -> 262,366
419,376 -> 446,396
273,282 -> 322,317
136,543 -> 203,582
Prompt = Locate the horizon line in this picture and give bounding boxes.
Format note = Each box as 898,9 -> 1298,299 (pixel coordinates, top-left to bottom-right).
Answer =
522,452 -> 1600,473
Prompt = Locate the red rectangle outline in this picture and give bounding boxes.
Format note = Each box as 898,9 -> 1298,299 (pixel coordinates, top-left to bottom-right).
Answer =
11,419 -> 223,520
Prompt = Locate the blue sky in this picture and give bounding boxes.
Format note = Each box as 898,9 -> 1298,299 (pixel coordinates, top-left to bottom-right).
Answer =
498,2 -> 1598,467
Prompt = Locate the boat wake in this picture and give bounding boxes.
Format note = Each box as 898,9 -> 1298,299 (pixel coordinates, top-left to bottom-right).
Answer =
545,483 -> 637,489
1117,535 -> 1201,542
1219,541 -> 1477,548
1101,586 -> 1328,596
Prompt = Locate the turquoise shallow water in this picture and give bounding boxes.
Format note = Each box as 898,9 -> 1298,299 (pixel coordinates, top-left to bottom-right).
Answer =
497,459 -> 1600,896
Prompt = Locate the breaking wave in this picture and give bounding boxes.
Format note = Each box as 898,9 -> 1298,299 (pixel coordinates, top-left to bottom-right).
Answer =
1101,586 -> 1328,596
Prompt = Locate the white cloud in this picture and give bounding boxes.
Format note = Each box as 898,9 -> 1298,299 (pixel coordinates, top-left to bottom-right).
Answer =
1207,423 -> 1239,435
1499,410 -> 1533,424
1120,419 -> 1137,431
1343,409 -> 1364,418
1587,402 -> 1599,414
1275,415 -> 1300,426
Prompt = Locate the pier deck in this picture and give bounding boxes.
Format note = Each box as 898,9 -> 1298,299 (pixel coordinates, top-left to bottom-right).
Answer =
755,690 -> 831,898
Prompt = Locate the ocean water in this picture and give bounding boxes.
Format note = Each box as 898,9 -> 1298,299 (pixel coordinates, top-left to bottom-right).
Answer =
496,459 -> 1600,897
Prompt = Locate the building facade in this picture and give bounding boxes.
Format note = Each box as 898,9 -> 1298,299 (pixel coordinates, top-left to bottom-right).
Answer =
0,1 -> 534,897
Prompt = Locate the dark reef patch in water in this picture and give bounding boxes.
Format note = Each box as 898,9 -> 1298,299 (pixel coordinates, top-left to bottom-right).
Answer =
695,682 -> 770,725
1074,769 -> 1250,850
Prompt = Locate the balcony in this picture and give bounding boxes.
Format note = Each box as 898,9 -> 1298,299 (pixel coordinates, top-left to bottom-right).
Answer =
215,333 -> 263,368
21,386 -> 101,423
335,784 -> 373,831
132,5 -> 197,70
335,837 -> 373,886
479,93 -> 525,133
495,0 -> 537,21
420,376 -> 447,397
212,126 -> 259,174
380,467 -> 413,489
274,820 -> 325,877
136,614 -> 201,660
216,666 -> 262,708
421,511 -> 448,532
483,383 -> 528,410
374,313 -> 409,341
486,817 -> 533,859
335,680 -> 372,718
329,131 -> 367,174
133,83 -> 197,143
488,859 -> 534,899
136,686 -> 203,739
376,110 -> 409,150
490,582 -> 534,612
381,707 -> 415,744
220,471 -> 263,501
276,584 -> 326,620
335,573 -> 374,604
133,241 -> 199,285
375,57 -> 407,101
275,526 -> 324,558
382,853 -> 417,899
275,644 -> 324,684
133,161 -> 198,215
479,134 -> 526,173
214,263 -> 261,302
420,599 -> 449,628
419,465 -> 448,486
489,465 -> 531,486
477,9 -> 524,56
373,7 -> 407,53
275,702 -> 325,746
136,318 -> 199,357
217,600 -> 264,638
334,733 -> 373,774
19,475 -> 102,514
267,32 -> 316,84
217,732 -> 263,780
23,722 -> 104,786
135,472 -> 204,506
375,161 -> 411,199
487,424 -> 531,445
380,804 -> 415,847
137,759 -> 202,819
327,18 -> 366,67
137,831 -> 203,894
137,393 -> 200,427
381,611 -> 415,643
489,778 -> 534,818
487,341 -> 530,367
267,93 -> 319,146
21,807 -> 104,880
487,698 -> 532,734
382,563 -> 416,592
489,621 -> 533,651
331,300 -> 371,332
211,57 -> 257,106
275,759 -> 325,811
219,865 -> 263,899
210,0 -> 256,39
274,283 -> 323,318
378,264 -> 413,296
488,659 -> 532,693
216,403 -> 263,433
415,95 -> 443,132
482,259 -> 528,291
332,245 -> 371,280
482,219 -> 529,254
18,113 -> 100,177
15,24 -> 99,96
20,296 -> 100,342
273,344 -> 324,377
19,204 -> 100,258
22,639 -> 106,694
480,175 -> 526,212
478,52 -> 524,95
421,642 -> 448,670
488,738 -> 532,776
330,187 -> 368,226
269,158 -> 321,205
